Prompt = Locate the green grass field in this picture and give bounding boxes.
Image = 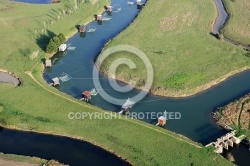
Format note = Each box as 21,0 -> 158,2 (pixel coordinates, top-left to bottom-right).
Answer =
222,0 -> 250,45
100,0 -> 250,97
0,0 -> 238,165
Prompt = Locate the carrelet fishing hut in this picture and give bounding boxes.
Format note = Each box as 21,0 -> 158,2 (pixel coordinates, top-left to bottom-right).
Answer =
96,15 -> 102,21
45,59 -> 52,68
81,91 -> 91,102
79,25 -> 86,33
119,98 -> 136,114
50,77 -> 60,86
59,44 -> 67,52
156,116 -> 166,126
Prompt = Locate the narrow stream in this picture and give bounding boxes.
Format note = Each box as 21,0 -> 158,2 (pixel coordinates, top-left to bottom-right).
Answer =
213,0 -> 250,50
0,127 -> 130,166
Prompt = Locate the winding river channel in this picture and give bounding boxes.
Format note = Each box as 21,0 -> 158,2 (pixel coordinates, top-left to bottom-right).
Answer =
1,0 -> 249,165
0,127 -> 130,165
43,0 -> 249,145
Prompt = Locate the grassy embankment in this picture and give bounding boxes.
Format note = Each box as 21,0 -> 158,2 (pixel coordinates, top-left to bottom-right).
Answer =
221,0 -> 250,46
0,0 -> 232,165
100,0 -> 250,97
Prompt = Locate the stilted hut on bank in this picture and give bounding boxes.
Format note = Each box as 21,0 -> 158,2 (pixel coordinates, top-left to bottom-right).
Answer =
119,98 -> 136,114
136,0 -> 144,9
45,59 -> 52,67
156,116 -> 166,126
106,6 -> 112,12
50,77 -> 60,86
96,14 -> 102,21
59,44 -> 67,52
52,0 -> 60,3
79,25 -> 86,33
81,91 -> 91,102
137,0 -> 142,5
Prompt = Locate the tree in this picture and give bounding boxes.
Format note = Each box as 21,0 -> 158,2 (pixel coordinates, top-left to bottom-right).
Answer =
45,33 -> 66,53
46,40 -> 57,53
58,33 -> 66,43
52,36 -> 61,46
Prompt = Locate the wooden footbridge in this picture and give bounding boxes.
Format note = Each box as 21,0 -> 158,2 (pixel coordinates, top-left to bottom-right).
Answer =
206,130 -> 241,153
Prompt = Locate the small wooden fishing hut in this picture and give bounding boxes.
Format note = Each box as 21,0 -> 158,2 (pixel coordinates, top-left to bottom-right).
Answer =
59,44 -> 67,52
137,0 -> 142,5
45,59 -> 52,68
156,116 -> 166,126
52,0 -> 60,3
96,15 -> 102,21
81,91 -> 91,102
106,6 -> 112,12
79,25 -> 86,33
51,77 -> 60,86
119,98 -> 136,114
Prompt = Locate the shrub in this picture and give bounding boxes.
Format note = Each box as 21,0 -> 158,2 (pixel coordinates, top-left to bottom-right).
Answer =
45,33 -> 66,53
46,40 -> 57,53
36,116 -> 51,123
0,118 -> 7,125
52,36 -> 61,46
58,33 -> 66,43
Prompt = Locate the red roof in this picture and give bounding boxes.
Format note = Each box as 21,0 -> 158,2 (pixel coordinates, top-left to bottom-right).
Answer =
82,91 -> 91,97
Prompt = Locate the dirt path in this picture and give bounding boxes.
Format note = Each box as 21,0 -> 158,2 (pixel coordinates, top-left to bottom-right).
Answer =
0,158 -> 38,166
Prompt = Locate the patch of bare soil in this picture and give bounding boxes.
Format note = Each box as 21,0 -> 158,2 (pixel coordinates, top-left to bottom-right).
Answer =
0,158 -> 39,166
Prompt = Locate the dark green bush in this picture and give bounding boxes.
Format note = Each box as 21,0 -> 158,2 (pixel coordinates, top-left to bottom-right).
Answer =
46,33 -> 66,53
58,33 -> 66,43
